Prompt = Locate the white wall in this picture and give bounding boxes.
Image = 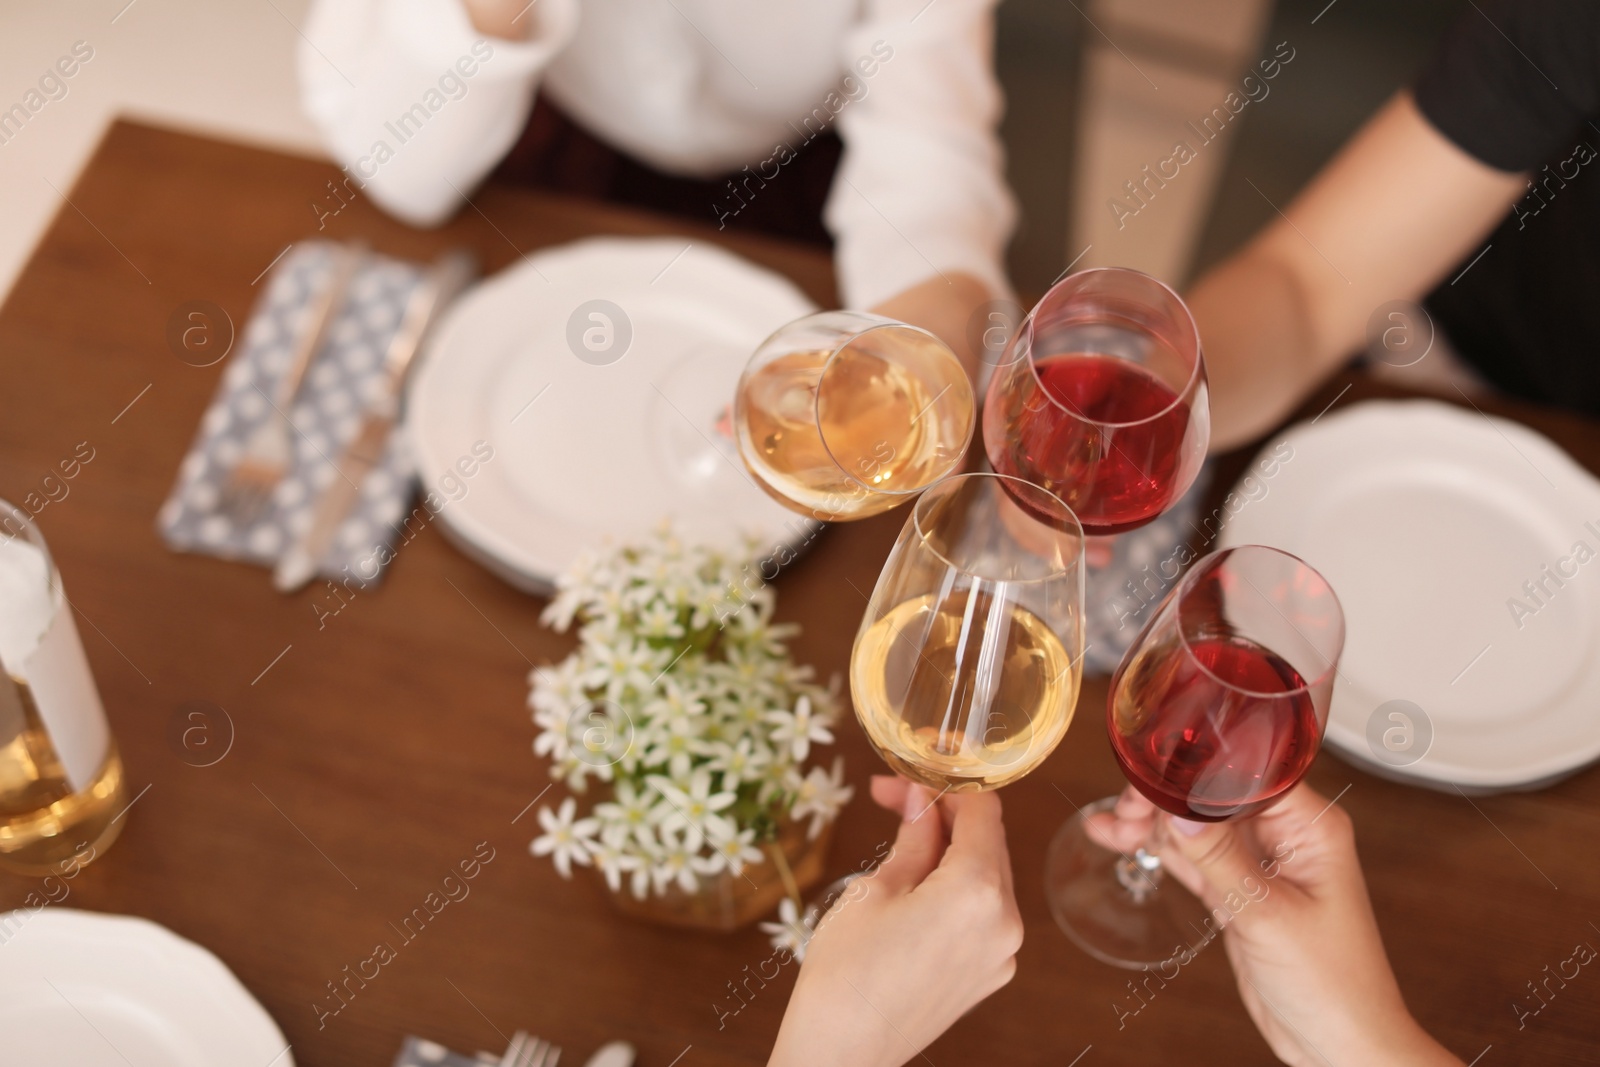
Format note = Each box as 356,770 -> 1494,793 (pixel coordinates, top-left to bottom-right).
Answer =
0,0 -> 324,301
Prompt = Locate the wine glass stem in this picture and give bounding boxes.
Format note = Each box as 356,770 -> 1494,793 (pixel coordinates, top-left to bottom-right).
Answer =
1115,812 -> 1169,903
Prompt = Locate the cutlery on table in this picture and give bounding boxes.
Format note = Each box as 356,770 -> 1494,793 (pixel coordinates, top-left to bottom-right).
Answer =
394,1033 -> 626,1067
580,1041 -> 635,1067
500,1029 -> 561,1067
221,241 -> 363,522
273,248 -> 477,592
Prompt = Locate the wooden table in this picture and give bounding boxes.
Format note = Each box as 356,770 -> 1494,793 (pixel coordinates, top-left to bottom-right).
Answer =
2,120 -> 1596,1066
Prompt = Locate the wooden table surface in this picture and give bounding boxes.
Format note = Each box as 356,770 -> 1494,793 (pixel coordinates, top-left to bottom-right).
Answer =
2,120 -> 1597,1067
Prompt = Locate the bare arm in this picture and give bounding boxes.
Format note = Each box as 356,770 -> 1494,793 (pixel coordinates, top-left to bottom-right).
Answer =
871,271 -> 993,385
1191,91 -> 1525,451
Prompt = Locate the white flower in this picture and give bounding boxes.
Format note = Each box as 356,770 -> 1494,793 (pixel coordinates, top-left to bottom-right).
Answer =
581,634 -> 664,699
726,608 -> 793,655
589,583 -> 630,624
790,757 -> 854,839
651,828 -> 701,895
640,716 -> 698,782
635,598 -> 685,640
529,798 -> 600,878
725,643 -> 780,698
532,722 -> 568,763
641,678 -> 704,730
727,692 -> 770,735
541,551 -> 613,631
696,822 -> 764,878
757,755 -> 797,806
541,583 -> 588,633
577,611 -> 624,648
593,779 -> 655,848
528,657 -> 584,713
526,523 -> 848,899
556,749 -> 614,793
701,737 -> 771,788
760,897 -> 813,961
584,824 -> 644,892
622,827 -> 662,900
648,769 -> 736,849
764,695 -> 834,762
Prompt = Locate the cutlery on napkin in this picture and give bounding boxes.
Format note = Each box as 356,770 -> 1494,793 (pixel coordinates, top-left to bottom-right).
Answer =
159,240 -> 473,589
219,241 -> 364,523
274,248 -> 477,592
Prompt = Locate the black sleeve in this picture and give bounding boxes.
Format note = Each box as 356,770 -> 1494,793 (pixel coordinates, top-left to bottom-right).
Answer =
1413,0 -> 1600,173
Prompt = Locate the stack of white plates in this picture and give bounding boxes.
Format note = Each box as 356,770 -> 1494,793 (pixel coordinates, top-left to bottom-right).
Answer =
406,237 -> 819,592
1221,400 -> 1600,792
0,909 -> 292,1065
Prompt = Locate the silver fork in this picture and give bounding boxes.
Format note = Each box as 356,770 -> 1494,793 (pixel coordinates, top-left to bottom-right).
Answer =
499,1030 -> 560,1067
219,241 -> 363,523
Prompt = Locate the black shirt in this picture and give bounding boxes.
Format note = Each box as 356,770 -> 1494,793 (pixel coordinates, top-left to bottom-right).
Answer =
1415,0 -> 1600,413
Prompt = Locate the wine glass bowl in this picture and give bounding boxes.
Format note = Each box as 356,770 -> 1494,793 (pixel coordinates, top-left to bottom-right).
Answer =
984,268 -> 1209,535
1109,545 -> 1344,821
734,311 -> 974,522
850,473 -> 1086,792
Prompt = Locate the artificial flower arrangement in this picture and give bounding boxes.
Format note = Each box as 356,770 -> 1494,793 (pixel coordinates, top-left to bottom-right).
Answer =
527,524 -> 852,926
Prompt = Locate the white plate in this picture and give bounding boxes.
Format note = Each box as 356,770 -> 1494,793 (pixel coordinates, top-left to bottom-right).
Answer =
407,237 -> 819,592
1220,400 -> 1600,791
0,909 -> 292,1066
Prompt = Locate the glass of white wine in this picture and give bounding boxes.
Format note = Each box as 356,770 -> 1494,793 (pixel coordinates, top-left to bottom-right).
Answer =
733,311 -> 974,522
851,473 -> 1086,791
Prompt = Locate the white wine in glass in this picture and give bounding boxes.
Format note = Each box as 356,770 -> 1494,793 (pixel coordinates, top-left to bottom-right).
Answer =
0,500 -> 127,876
850,474 -> 1086,791
734,312 -> 974,522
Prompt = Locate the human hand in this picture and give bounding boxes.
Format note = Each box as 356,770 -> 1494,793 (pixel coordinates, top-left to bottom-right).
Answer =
767,777 -> 1022,1067
870,272 -> 992,389
1088,785 -> 1462,1067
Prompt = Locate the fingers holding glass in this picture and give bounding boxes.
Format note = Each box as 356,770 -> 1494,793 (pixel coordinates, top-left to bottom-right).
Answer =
1049,545 -> 1345,968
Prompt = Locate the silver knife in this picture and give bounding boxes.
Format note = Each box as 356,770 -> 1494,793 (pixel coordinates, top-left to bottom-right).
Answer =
274,249 -> 478,592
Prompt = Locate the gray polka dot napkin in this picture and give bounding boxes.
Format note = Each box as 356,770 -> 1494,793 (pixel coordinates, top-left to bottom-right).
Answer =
159,241 -> 425,587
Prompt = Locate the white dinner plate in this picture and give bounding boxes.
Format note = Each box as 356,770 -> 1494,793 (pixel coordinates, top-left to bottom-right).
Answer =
406,237 -> 819,592
1220,400 -> 1600,792
0,909 -> 292,1066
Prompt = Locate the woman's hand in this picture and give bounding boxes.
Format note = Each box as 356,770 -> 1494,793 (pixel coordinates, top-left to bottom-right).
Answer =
767,777 -> 1022,1067
1089,784 -> 1463,1067
871,272 -> 993,389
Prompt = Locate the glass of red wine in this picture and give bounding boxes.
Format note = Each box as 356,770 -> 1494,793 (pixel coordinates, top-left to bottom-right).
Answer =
1045,545 -> 1345,968
984,267 -> 1208,536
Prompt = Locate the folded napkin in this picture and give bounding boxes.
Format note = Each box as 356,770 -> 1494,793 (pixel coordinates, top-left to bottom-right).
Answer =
159,241 -> 425,587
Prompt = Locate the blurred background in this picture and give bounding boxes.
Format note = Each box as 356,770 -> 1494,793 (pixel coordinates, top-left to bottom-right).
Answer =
0,0 -> 1467,300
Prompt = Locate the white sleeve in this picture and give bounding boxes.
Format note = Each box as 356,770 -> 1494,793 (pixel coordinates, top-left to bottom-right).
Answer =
824,0 -> 1016,310
298,0 -> 579,227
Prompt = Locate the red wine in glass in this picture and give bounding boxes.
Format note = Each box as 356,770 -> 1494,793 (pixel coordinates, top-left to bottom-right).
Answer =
983,268 -> 1208,536
1046,545 -> 1343,969
994,350 -> 1196,535
1109,634 -> 1321,821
